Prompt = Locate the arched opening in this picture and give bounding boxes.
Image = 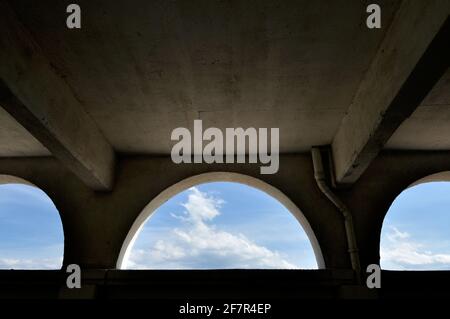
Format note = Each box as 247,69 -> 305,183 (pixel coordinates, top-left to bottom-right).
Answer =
380,171 -> 450,270
0,175 -> 64,269
117,172 -> 324,269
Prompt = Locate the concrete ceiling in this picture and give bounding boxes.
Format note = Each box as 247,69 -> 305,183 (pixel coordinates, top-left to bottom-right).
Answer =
0,107 -> 50,156
0,0 -> 448,160
1,0 -> 402,155
386,69 -> 450,150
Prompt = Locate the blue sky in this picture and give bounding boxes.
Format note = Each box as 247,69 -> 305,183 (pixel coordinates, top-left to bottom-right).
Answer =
0,184 -> 63,269
0,181 -> 449,270
125,182 -> 317,269
380,182 -> 450,270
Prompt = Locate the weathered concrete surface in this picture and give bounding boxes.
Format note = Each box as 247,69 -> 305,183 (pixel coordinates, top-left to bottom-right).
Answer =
0,154 -> 348,269
2,0 -> 448,188
2,0 -> 400,155
0,0 -> 450,300
1,0 -> 449,188
387,69 -> 450,150
0,107 -> 50,156
332,1 -> 449,184
1,151 -> 450,270
339,150 -> 450,267
0,1 -> 115,190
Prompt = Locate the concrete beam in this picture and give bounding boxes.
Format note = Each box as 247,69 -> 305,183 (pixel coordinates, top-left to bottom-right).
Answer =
0,2 -> 115,191
331,1 -> 449,184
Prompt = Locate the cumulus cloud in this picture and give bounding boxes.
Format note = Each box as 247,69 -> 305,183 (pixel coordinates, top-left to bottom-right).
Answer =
127,187 -> 298,269
381,226 -> 450,270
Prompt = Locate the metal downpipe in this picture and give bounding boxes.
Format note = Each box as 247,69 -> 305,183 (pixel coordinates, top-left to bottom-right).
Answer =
311,147 -> 361,283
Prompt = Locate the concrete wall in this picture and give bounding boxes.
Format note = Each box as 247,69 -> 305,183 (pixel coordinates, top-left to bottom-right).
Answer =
340,150 -> 450,268
0,151 -> 449,270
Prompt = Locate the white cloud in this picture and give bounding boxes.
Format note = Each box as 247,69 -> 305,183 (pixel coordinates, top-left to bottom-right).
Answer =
0,257 -> 63,269
381,226 -> 450,270
179,187 -> 223,223
127,187 -> 299,269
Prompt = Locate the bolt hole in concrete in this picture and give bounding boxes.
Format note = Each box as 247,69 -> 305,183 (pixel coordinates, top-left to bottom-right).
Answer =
380,179 -> 450,270
119,179 -> 319,270
0,176 -> 64,269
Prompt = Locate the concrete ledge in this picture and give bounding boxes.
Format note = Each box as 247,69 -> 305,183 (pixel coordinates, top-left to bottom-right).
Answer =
1,269 -> 449,299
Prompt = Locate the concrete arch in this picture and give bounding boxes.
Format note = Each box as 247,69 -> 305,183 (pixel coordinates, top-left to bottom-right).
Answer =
117,172 -> 325,269
408,171 -> 450,188
380,171 -> 450,228
383,170 -> 450,216
0,174 -> 65,269
0,174 -> 36,187
379,170 -> 450,269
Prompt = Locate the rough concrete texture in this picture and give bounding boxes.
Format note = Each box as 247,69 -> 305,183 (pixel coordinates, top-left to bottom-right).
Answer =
386,69 -> 450,150
1,0 -> 450,300
0,1 -> 116,190
331,1 -> 449,183
0,107 -> 49,156
0,151 -> 449,270
1,0 -> 401,155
